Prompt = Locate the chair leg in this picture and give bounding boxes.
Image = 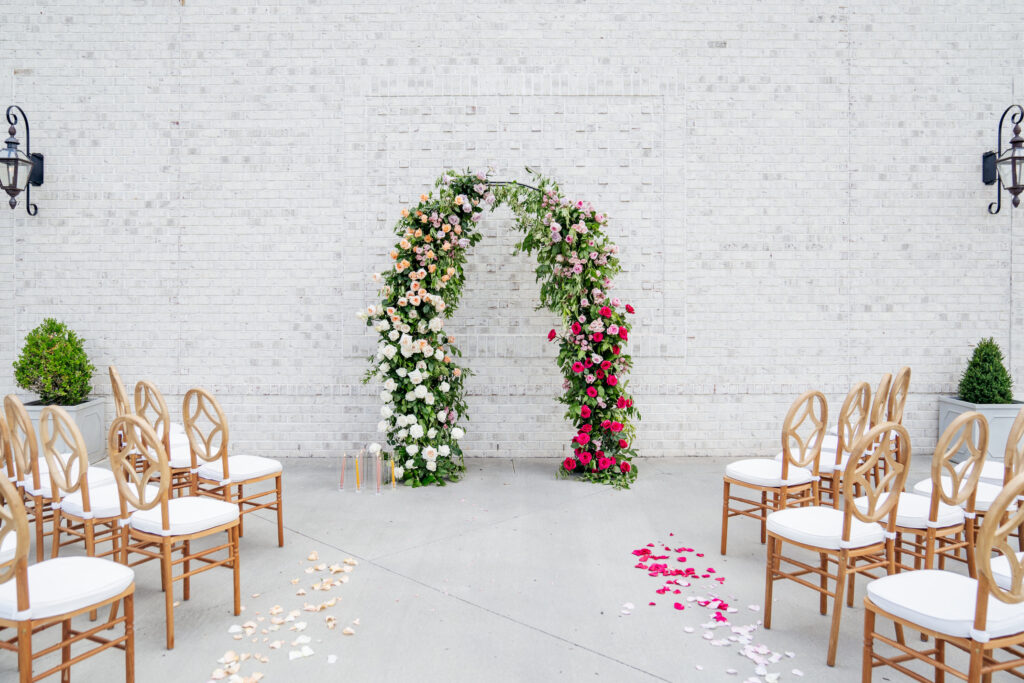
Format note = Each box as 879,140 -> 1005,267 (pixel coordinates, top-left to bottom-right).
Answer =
819,553 -> 829,615
18,621 -> 32,683
846,565 -> 856,608
720,480 -> 730,556
33,496 -> 45,563
231,526 -> 241,616
764,535 -> 777,629
183,539 -> 191,601
968,642 -> 984,682
125,592 -> 135,683
86,521 -> 98,621
161,538 -> 175,649
276,474 -> 284,548
760,490 -> 768,544
966,523 -> 977,579
924,529 -> 936,570
61,618 -> 71,683
51,509 -> 62,560
935,637 -> 945,683
236,485 -> 244,537
862,604 -> 875,683
827,554 -> 848,666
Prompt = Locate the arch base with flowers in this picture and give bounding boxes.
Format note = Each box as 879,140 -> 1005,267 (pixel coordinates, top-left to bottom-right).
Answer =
361,170 -> 640,488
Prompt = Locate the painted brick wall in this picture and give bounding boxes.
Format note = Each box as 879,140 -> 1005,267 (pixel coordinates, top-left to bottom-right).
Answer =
2,1 -> 1022,460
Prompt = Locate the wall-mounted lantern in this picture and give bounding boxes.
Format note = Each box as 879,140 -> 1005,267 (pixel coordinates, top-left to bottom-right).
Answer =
984,104 -> 1024,214
1,106 -> 43,215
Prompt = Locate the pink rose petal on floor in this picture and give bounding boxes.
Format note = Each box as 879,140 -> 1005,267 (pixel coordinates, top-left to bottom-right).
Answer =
673,602 -> 685,611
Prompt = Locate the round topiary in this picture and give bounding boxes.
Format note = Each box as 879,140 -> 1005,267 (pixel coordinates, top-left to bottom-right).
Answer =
958,337 -> 1014,404
13,318 -> 95,405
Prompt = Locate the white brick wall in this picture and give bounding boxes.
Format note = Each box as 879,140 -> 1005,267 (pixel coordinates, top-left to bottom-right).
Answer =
2,1 -> 1021,460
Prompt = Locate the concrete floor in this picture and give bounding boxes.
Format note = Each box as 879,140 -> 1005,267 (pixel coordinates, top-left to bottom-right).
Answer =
1,456 -> 1000,682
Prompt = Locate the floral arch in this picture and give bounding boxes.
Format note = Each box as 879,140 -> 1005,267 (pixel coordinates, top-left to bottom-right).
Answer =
360,170 -> 639,488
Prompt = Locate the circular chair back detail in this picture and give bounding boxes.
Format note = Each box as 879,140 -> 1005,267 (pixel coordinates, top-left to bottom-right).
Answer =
780,390 -> 828,478
932,411 -> 988,511
1004,406 -> 1024,485
39,405 -> 90,498
869,373 -> 893,429
842,422 -> 911,530
134,380 -> 171,454
977,472 -> 1024,609
0,477 -> 29,590
4,395 -> 40,487
182,388 -> 229,475
108,415 -> 170,515
886,366 -> 911,425
833,382 -> 871,468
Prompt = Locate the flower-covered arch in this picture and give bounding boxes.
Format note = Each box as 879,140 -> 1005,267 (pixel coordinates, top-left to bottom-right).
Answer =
360,170 -> 640,488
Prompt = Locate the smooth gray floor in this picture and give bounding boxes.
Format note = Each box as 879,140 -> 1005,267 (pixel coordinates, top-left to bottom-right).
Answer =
1,456 -> 995,682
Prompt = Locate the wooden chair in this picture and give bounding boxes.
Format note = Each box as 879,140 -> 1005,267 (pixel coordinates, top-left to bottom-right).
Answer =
721,390 -> 828,555
44,406 -> 124,562
0,411 -> 14,484
818,382 -> 871,509
869,373 -> 892,429
764,421 -> 910,666
183,388 -> 284,547
108,366 -> 132,423
134,381 -> 193,497
863,470 -> 1024,682
886,412 -> 987,577
0,476 -> 134,683
886,366 -> 911,425
109,414 -> 240,649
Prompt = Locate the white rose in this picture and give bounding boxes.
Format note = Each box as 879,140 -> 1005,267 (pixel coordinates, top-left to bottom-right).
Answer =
437,410 -> 447,423
405,391 -> 417,402
421,344 -> 433,356
592,354 -> 603,364
410,424 -> 424,439
384,378 -> 397,392
377,420 -> 388,433
440,382 -> 450,393
427,428 -> 438,439
374,320 -> 389,332
409,369 -> 423,385
380,391 -> 392,402
356,309 -> 368,321
379,362 -> 390,374
406,445 -> 420,455
380,406 -> 393,418
368,442 -> 381,455
396,368 -> 408,377
393,466 -> 405,479
405,459 -> 414,468
451,427 -> 465,440
388,330 -> 400,341
400,346 -> 414,358
426,461 -> 437,472
399,334 -> 413,347
423,446 -> 438,460
424,394 -> 435,405
429,317 -> 443,332
434,349 -> 444,361
439,445 -> 450,457
382,345 -> 397,360
397,429 -> 408,439
414,385 -> 428,399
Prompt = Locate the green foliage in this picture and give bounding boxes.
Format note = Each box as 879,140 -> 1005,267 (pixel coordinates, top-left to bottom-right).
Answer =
958,337 -> 1014,404
13,318 -> 95,405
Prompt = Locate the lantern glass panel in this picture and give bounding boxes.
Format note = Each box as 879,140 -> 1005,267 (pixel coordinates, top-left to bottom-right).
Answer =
997,145 -> 1024,191
0,146 -> 33,193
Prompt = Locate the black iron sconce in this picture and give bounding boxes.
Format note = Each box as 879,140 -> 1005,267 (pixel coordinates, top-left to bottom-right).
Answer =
1,106 -> 43,215
984,104 -> 1024,214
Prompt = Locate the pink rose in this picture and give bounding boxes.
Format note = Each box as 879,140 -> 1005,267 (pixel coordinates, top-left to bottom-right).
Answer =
548,329 -> 557,341
618,327 -> 628,340
580,424 -> 592,434
599,306 -> 612,318
586,387 -> 598,398
572,362 -> 584,373
580,405 -> 591,418
612,345 -> 620,355
621,461 -> 631,473
618,439 -> 628,449
617,396 -> 627,409
579,452 -> 593,466
626,304 -> 635,314
600,360 -> 611,371
575,432 -> 590,445
607,375 -> 618,386
571,322 -> 582,335
611,422 -> 623,432
592,332 -> 603,343
563,457 -> 577,471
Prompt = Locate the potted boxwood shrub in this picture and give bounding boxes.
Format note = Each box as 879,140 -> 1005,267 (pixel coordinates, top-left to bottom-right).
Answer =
938,337 -> 1022,460
12,318 -> 105,459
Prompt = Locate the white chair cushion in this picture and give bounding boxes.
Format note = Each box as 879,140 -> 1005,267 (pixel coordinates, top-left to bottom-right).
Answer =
766,505 -> 885,550
954,459 -> 1006,487
725,458 -> 814,487
0,556 -> 133,620
23,467 -> 114,499
867,569 -> 1024,640
991,552 -> 1024,591
129,496 -> 239,536
855,492 -> 963,530
57,483 -> 159,520
817,454 -> 851,475
197,455 -> 282,485
167,432 -> 193,469
912,478 -> 1003,512
0,533 -> 15,564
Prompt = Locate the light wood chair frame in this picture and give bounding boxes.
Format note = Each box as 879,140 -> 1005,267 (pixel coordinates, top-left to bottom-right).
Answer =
721,390 -> 828,555
0,477 -> 134,683
109,415 -> 240,650
184,388 -> 284,547
5,395 -> 56,563
1005,406 -> 1024,553
819,382 -> 871,509
0,411 -> 14,483
134,381 -> 192,497
894,412 -> 986,577
43,406 -> 122,563
765,421 -> 911,667
863,471 -> 1024,682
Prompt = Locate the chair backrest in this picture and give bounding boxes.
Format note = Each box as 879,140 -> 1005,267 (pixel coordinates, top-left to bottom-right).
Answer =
182,388 -> 230,479
134,380 -> 171,457
842,422 -> 911,537
832,382 -> 871,468
107,415 -> 169,525
1004,405 -> 1024,485
39,406 -> 90,501
0,409 -> 13,481
780,390 -> 828,478
930,411 -> 987,516
886,366 -> 911,424
976,472 -> 1024,631
4,395 -> 40,488
108,366 -> 131,419
0,477 -> 29,611
869,373 -> 893,428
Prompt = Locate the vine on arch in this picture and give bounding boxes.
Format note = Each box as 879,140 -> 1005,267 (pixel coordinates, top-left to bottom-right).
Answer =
360,169 -> 639,488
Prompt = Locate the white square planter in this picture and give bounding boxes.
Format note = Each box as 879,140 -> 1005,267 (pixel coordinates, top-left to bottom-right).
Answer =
937,395 -> 1024,461
22,397 -> 106,462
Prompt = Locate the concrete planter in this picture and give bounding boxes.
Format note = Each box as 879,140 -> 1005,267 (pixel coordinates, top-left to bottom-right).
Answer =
937,395 -> 1023,461
22,397 -> 106,462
